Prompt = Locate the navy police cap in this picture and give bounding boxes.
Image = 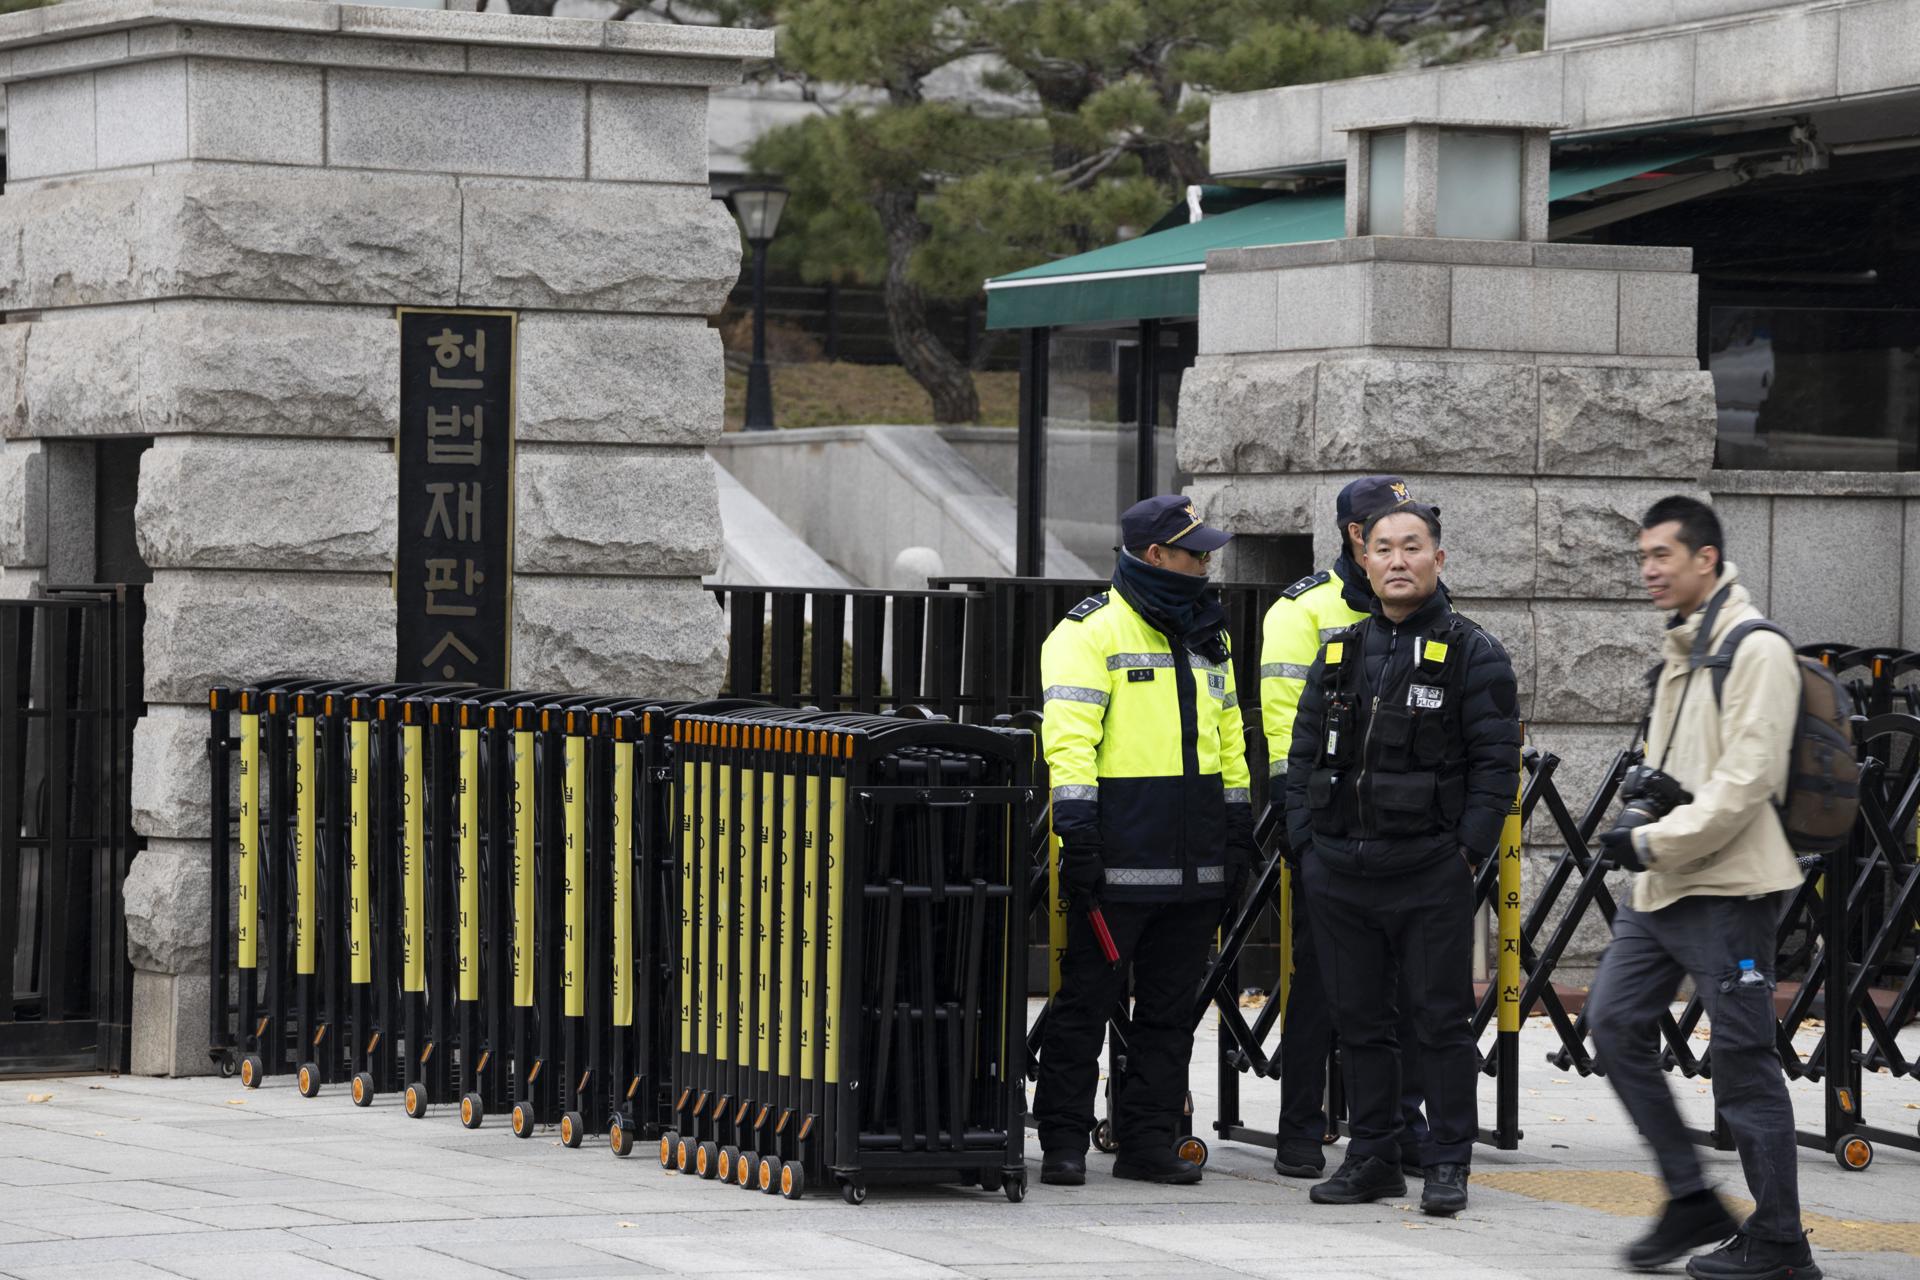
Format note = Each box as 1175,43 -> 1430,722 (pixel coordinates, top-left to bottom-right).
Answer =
1336,475 -> 1439,528
1120,495 -> 1231,554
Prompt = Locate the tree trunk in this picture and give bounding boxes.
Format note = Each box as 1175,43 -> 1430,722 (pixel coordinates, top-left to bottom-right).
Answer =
873,189 -> 980,424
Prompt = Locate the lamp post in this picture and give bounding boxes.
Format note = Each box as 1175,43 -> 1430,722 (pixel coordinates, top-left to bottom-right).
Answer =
724,183 -> 790,431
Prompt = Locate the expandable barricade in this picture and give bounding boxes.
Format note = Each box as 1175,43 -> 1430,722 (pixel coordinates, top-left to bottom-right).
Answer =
657,708 -> 1034,1203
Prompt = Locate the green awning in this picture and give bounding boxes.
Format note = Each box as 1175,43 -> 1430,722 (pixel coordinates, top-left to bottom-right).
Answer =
984,149 -> 1710,331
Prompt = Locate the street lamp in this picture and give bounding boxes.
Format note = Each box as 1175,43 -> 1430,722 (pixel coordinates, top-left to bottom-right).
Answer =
724,183 -> 790,431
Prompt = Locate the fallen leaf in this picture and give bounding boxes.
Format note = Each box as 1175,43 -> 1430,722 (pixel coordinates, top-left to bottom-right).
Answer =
1404,1223 -> 1427,1230
92,1131 -> 105,1137
618,1222 -> 637,1229
87,1085 -> 103,1091
1905,1103 -> 1918,1111
226,1099 -> 246,1106
1548,1115 -> 1566,1122
26,1093 -> 51,1103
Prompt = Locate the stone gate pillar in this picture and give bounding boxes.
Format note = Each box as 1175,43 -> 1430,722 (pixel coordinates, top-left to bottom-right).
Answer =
0,0 -> 771,1074
1178,116 -> 1718,967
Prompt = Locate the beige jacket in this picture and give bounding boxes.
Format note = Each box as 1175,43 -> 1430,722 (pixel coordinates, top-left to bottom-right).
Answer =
1632,565 -> 1805,912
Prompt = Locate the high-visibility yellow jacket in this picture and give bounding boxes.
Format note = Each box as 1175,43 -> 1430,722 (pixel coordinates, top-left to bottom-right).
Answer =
1260,560 -> 1372,781
1039,587 -> 1252,902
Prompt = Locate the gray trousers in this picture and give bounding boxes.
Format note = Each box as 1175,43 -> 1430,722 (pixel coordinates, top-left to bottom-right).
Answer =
1586,891 -> 1802,1244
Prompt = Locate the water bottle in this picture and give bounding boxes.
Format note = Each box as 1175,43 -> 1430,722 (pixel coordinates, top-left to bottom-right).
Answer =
1737,958 -> 1767,988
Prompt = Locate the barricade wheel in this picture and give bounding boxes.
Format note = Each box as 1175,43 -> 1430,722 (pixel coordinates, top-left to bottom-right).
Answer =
350,1072 -> 374,1108
1177,1136 -> 1209,1168
697,1140 -> 718,1179
779,1161 -> 805,1200
511,1103 -> 534,1139
403,1083 -> 428,1120
1004,1174 -> 1027,1204
978,1169 -> 1003,1193
1837,1137 -> 1873,1171
736,1151 -> 756,1189
675,1137 -> 692,1172
239,1054 -> 263,1089
561,1111 -> 584,1149
297,1063 -> 321,1099
758,1155 -> 780,1195
659,1130 -> 679,1169
1091,1119 -> 1117,1153
610,1119 -> 634,1159
841,1181 -> 867,1206
218,1054 -> 236,1079
460,1093 -> 484,1130
715,1145 -> 733,1182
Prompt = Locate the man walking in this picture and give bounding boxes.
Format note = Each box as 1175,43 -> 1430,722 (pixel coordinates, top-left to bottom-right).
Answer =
1588,496 -> 1822,1279
1034,495 -> 1257,1187
1284,501 -> 1520,1216
1260,476 -> 1434,1179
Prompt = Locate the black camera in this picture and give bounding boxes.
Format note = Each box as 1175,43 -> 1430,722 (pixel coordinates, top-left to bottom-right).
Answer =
1615,763 -> 1694,831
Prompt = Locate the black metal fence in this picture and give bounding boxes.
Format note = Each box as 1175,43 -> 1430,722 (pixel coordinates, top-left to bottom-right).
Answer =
0,584 -> 143,1075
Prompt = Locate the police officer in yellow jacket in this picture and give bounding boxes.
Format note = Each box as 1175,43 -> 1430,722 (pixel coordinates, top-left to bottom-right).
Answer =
1260,476 -> 1432,1179
1035,495 -> 1256,1188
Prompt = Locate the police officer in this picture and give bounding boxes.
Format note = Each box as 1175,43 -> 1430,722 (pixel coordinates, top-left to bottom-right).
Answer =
1260,476 -> 1434,1180
1035,495 -> 1256,1188
1284,501 -> 1519,1217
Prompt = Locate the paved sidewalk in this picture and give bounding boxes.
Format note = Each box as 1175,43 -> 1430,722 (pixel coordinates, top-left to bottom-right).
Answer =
1,1016 -> 1916,1280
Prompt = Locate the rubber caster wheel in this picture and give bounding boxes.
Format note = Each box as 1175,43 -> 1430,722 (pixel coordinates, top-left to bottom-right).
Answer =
841,1181 -> 867,1205
779,1161 -> 806,1200
716,1144 -> 737,1182
1837,1137 -> 1873,1171
675,1136 -> 692,1173
350,1071 -> 374,1107
610,1118 -> 634,1158
403,1082 -> 428,1120
735,1150 -> 757,1189
560,1111 -> 585,1149
460,1092 -> 484,1130
511,1103 -> 535,1139
1091,1118 -> 1117,1153
659,1129 -> 680,1169
1004,1174 -> 1027,1204
696,1140 -> 719,1180
239,1054 -> 264,1089
297,1062 -> 321,1099
218,1054 -> 237,1079
978,1168 -> 1003,1193
758,1155 -> 781,1195
1176,1136 -> 1209,1168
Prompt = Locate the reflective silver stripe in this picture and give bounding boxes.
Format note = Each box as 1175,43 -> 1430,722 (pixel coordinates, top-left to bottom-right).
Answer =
1105,867 -> 1181,886
1261,662 -> 1311,681
1051,784 -> 1098,803
1319,626 -> 1347,641
1107,652 -> 1175,670
1269,761 -> 1287,778
1044,684 -> 1109,707
1189,654 -> 1226,672
1223,788 -> 1250,805
1196,865 -> 1227,885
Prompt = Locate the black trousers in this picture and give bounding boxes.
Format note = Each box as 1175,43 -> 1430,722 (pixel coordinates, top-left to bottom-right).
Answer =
1302,853 -> 1478,1166
1277,877 -> 1430,1149
1034,898 -> 1217,1157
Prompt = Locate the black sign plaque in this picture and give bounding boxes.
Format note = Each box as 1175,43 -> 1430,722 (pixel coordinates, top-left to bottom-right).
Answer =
396,308 -> 517,688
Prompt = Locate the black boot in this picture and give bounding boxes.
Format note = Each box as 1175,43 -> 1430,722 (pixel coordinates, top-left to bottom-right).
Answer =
1112,1144 -> 1203,1185
1626,1189 -> 1740,1271
1684,1233 -> 1822,1280
1040,1151 -> 1086,1187
1420,1163 -> 1469,1216
1272,1137 -> 1326,1178
1308,1154 -> 1406,1205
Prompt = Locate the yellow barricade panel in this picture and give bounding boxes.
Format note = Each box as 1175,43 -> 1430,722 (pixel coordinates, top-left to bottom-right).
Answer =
458,726 -> 481,1004
800,771 -> 819,1082
714,761 -> 733,1062
612,739 -> 634,1029
779,770 -> 799,1081
294,715 -> 316,977
401,723 -> 426,994
237,712 -> 259,971
563,734 -> 586,1019
681,756 -> 697,1054
1498,772 -> 1525,1035
348,721 -> 371,985
824,770 -> 845,1086
757,767 -> 774,1074
512,729 -> 535,1008
737,766 -> 757,1068
695,756 -> 710,1057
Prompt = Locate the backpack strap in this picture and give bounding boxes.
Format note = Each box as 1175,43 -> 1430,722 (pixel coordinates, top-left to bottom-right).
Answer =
1700,618 -> 1792,706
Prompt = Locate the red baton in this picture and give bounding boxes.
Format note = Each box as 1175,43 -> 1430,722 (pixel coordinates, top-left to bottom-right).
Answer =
1088,906 -> 1120,966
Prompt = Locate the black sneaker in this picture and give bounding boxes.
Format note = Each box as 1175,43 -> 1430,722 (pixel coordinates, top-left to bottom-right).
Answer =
1627,1189 -> 1740,1270
1112,1146 -> 1203,1185
1684,1232 -> 1822,1280
1040,1151 -> 1086,1186
1420,1163 -> 1468,1216
1272,1137 -> 1326,1178
1308,1154 -> 1406,1205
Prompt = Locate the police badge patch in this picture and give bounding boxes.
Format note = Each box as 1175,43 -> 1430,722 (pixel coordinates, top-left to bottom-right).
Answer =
1408,684 -> 1445,710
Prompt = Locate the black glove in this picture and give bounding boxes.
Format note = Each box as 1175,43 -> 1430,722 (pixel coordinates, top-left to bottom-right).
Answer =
1061,843 -> 1104,907
1596,820 -> 1648,872
1225,812 -> 1258,909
